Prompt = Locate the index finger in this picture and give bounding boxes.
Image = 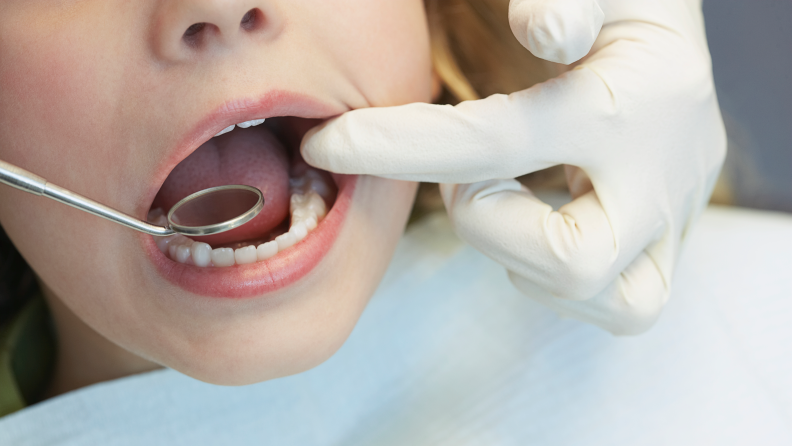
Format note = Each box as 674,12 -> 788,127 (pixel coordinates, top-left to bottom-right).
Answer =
301,66 -> 615,184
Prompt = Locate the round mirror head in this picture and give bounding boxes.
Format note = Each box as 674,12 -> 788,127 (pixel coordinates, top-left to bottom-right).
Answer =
167,185 -> 264,236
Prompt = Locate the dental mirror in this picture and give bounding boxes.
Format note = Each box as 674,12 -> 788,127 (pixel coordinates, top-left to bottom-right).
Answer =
0,159 -> 264,237
167,185 -> 263,236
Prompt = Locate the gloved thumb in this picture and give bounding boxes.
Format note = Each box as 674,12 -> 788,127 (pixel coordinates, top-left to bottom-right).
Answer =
509,0 -> 604,64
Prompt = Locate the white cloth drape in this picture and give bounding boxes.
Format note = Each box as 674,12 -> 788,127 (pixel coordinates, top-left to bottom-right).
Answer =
2,204 -> 791,445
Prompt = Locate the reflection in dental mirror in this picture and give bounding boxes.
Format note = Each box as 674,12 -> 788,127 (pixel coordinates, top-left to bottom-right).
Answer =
0,158 -> 263,237
167,186 -> 264,236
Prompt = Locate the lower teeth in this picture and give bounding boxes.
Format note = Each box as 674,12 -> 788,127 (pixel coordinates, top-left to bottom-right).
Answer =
149,168 -> 330,268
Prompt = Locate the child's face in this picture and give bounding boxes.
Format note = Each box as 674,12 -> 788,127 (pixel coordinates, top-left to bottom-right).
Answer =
0,1 -> 433,384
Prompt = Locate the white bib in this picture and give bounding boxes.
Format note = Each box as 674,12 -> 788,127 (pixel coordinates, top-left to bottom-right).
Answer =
2,205 -> 791,445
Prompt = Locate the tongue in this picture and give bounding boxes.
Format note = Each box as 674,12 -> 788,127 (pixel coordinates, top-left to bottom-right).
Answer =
153,126 -> 290,246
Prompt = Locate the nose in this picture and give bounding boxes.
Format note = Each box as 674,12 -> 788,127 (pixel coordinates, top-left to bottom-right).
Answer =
152,0 -> 281,61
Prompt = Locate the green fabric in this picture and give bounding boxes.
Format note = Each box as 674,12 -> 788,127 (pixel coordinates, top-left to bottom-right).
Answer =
0,296 -> 55,417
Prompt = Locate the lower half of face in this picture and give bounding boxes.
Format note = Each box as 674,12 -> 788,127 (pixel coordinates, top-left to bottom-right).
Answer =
0,0 -> 430,384
3,172 -> 417,385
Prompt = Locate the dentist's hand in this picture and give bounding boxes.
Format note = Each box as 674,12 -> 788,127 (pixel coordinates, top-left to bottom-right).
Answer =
302,0 -> 726,335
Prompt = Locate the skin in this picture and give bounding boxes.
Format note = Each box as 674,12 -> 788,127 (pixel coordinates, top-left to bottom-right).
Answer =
0,0 -> 437,394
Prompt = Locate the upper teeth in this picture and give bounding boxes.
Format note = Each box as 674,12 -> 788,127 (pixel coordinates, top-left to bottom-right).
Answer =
236,119 -> 265,129
214,118 -> 266,137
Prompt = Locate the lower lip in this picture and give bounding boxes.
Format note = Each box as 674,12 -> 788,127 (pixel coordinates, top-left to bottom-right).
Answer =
143,175 -> 357,298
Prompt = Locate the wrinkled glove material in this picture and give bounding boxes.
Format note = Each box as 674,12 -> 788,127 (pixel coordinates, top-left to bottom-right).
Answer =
302,0 -> 726,335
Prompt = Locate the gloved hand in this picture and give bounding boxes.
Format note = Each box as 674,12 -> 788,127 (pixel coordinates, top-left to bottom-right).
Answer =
302,0 -> 726,335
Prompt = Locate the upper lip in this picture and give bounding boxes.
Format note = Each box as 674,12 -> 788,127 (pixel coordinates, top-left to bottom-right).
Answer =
139,90 -> 345,219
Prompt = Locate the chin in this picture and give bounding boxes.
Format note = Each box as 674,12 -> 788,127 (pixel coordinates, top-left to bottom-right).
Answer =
91,92 -> 420,384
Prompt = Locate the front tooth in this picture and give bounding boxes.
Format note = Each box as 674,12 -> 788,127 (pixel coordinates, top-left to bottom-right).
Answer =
148,208 -> 166,223
214,124 -> 235,137
168,236 -> 190,260
234,246 -> 257,265
275,232 -> 297,251
290,193 -> 307,213
148,208 -> 169,228
304,215 -> 318,231
169,243 -> 179,260
305,192 -> 327,220
191,242 -> 212,267
290,191 -> 327,220
236,118 -> 265,128
290,222 -> 308,242
155,235 -> 177,254
211,248 -> 235,267
291,207 -> 316,226
176,244 -> 193,264
257,241 -> 278,261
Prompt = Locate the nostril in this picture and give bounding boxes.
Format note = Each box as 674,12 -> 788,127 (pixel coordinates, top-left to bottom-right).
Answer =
184,22 -> 206,37
183,22 -> 207,46
240,9 -> 262,32
177,8 -> 266,51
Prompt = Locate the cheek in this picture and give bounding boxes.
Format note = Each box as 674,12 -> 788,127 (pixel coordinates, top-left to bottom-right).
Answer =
0,185 -> 142,334
309,0 -> 434,107
0,4 -> 157,325
119,177 -> 418,385
0,24 -> 138,329
0,3 -> 145,193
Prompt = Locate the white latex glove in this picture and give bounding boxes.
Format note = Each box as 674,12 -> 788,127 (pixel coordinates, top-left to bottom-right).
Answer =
301,0 -> 726,335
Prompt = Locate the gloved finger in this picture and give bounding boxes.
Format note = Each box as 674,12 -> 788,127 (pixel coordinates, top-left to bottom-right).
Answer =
508,0 -> 604,64
508,249 -> 668,335
302,10 -> 706,186
301,66 -> 615,184
564,164 -> 595,199
441,179 -> 625,301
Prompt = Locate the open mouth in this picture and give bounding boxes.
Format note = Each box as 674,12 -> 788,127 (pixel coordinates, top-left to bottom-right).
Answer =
148,117 -> 336,267
142,93 -> 356,298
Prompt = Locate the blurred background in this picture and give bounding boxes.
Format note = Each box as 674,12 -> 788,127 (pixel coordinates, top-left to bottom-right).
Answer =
414,1 -> 792,222
704,0 -> 792,212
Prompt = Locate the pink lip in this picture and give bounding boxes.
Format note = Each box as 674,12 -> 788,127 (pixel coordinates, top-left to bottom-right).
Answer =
139,90 -> 345,218
144,174 -> 356,298
139,90 -> 354,298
